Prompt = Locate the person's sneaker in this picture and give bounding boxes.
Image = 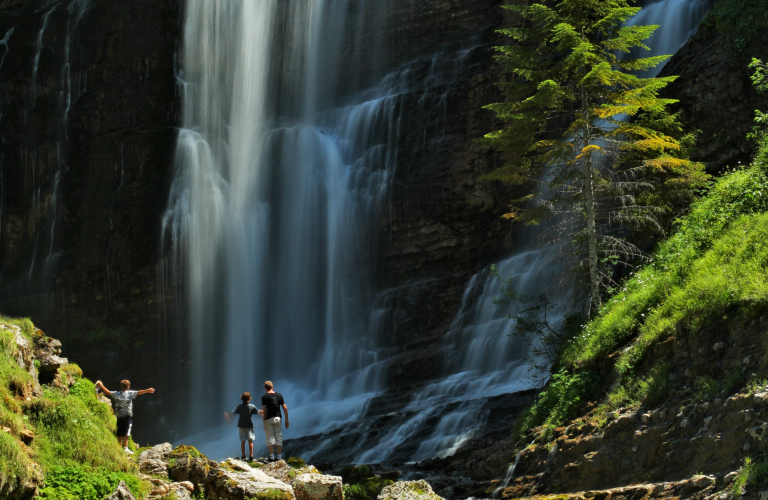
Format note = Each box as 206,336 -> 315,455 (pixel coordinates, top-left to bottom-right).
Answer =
241,455 -> 247,460
248,456 -> 254,462
124,447 -> 134,455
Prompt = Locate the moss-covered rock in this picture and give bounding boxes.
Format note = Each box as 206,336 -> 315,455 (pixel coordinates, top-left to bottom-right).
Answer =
377,480 -> 444,500
287,457 -> 307,469
343,476 -> 395,500
168,445 -> 217,493
206,459 -> 295,500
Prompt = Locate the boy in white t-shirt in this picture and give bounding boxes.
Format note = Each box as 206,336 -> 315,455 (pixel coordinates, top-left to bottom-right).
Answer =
95,379 -> 155,454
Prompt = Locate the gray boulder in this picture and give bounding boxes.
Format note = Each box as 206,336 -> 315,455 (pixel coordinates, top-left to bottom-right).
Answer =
139,443 -> 173,478
378,480 -> 444,500
206,459 -> 295,500
291,473 -> 343,500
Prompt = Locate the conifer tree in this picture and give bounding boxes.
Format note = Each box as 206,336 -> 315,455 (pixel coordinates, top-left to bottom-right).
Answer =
484,0 -> 708,315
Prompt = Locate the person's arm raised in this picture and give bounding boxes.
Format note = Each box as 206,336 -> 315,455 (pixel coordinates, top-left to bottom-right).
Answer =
95,380 -> 112,397
136,388 -> 155,396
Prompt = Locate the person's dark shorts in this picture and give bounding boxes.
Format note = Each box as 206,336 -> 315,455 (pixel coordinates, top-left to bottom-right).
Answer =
116,416 -> 133,437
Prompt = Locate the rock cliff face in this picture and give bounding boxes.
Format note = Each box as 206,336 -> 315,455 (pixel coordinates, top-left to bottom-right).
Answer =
662,27 -> 768,171
0,0 -> 183,440
0,0 -> 761,449
0,0 -> 516,442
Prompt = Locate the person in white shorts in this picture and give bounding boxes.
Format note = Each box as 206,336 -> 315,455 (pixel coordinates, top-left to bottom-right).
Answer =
225,391 -> 262,461
261,381 -> 289,462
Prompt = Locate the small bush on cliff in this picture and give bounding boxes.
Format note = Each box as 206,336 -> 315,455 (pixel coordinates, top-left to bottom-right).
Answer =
38,465 -> 148,500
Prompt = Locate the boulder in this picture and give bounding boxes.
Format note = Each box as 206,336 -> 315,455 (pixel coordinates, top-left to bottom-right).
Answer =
292,474 -> 343,500
260,460 -> 321,484
104,481 -> 137,500
206,459 -> 295,500
166,483 -> 193,500
168,445 -> 218,492
32,335 -> 68,373
377,480 -> 444,500
139,443 -> 173,478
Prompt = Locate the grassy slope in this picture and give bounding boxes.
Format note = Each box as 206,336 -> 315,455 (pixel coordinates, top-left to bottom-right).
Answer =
0,318 -> 148,500
515,141 -> 768,441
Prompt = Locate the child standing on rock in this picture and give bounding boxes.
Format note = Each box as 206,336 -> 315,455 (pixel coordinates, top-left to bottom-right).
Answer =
224,392 -> 262,461
95,379 -> 155,454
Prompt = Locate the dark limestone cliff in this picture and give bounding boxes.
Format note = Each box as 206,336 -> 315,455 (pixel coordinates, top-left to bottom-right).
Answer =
0,0 -> 759,451
0,0 -> 183,441
662,26 -> 768,171
0,0 -> 517,443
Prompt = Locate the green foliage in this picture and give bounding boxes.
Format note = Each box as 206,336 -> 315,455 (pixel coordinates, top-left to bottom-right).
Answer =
702,0 -> 768,47
0,316 -> 145,497
485,0 -> 707,313
0,430 -> 35,494
38,465 -> 148,500
512,369 -> 599,442
730,457 -> 768,496
25,380 -> 129,472
514,140 -> 768,441
694,372 -> 744,403
60,364 -> 84,379
342,477 -> 395,500
750,59 -> 768,162
560,160 -> 768,373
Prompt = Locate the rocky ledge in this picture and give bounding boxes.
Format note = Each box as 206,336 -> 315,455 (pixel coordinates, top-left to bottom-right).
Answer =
127,443 -> 449,500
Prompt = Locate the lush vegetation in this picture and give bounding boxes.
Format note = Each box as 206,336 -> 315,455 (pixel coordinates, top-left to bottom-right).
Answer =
511,59 -> 768,442
701,0 -> 768,49
484,0 -> 707,314
0,317 -> 147,498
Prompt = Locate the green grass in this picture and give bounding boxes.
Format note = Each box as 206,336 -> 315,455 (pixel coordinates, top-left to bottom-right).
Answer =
730,457 -> 768,495
693,372 -> 744,403
26,380 -> 129,471
0,315 -> 148,498
38,465 -> 148,500
512,158 -> 768,442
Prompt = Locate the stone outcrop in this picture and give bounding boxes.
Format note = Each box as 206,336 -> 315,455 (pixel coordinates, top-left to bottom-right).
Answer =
292,473 -> 344,500
205,459 -> 296,500
168,445 -> 219,493
378,480 -> 445,500
138,443 -> 173,478
662,27 -> 768,171
260,460 -> 322,484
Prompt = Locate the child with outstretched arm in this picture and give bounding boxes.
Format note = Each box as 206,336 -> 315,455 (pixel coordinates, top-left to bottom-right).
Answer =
95,379 -> 155,454
224,392 -> 262,461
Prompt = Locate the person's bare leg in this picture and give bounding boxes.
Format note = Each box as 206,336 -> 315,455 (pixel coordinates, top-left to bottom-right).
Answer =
268,445 -> 274,456
240,441 -> 246,457
248,441 -> 254,457
276,445 -> 282,456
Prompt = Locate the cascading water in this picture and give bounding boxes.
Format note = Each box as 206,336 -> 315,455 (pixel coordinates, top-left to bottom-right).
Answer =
163,0 -> 481,453
166,0 -> 711,462
312,0 -> 712,466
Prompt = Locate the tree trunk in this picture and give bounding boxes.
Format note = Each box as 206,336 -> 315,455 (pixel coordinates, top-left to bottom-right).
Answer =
581,84 -> 601,316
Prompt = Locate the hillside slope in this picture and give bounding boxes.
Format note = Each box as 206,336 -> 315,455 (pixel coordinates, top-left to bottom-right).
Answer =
0,318 -> 147,499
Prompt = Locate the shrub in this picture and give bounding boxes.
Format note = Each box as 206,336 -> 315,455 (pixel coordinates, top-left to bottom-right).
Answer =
37,465 -> 147,500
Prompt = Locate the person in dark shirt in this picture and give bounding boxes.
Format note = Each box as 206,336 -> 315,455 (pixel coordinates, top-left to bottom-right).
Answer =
224,391 -> 262,461
261,381 -> 289,462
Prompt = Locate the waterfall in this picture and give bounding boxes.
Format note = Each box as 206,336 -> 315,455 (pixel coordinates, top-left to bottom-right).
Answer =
163,0 -> 453,444
167,0 -> 711,460
329,0 -> 711,465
